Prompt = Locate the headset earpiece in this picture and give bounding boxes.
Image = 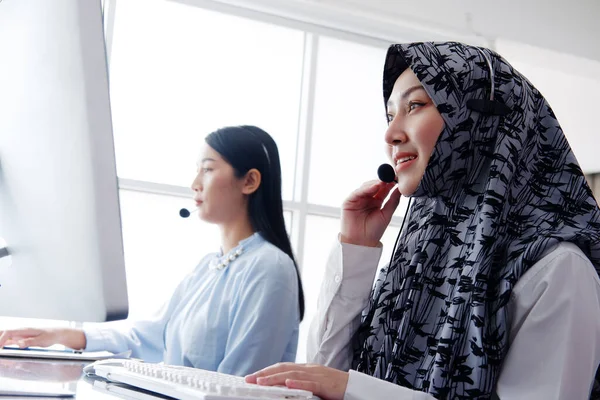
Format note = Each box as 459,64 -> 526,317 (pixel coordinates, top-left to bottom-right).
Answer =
466,48 -> 512,116
466,98 -> 512,116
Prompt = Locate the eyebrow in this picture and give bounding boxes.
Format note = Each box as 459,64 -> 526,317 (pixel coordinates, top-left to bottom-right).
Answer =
196,158 -> 216,168
387,85 -> 426,109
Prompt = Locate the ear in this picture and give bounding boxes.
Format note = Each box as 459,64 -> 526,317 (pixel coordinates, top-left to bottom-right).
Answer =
241,169 -> 262,195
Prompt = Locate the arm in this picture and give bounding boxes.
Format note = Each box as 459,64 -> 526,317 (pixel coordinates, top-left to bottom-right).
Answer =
0,275 -> 190,358
304,238 -> 437,400
495,244 -> 600,399
0,294 -> 180,361
83,305 -> 170,362
84,273 -> 192,362
307,179 -> 399,370
246,181 -> 414,399
307,238 -> 383,371
217,252 -> 299,376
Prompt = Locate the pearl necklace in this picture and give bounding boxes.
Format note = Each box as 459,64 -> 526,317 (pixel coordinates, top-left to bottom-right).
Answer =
208,246 -> 244,271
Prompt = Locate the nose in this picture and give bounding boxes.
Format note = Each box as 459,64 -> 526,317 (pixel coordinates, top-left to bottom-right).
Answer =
384,114 -> 408,147
190,173 -> 202,192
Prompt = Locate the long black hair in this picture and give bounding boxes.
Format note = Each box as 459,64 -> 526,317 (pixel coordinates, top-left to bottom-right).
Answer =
205,125 -> 305,321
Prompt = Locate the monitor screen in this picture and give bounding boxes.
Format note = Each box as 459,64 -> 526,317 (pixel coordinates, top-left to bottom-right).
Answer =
0,0 -> 128,322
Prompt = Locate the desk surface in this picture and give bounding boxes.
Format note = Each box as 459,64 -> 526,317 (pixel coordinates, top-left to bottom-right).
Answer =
0,357 -> 156,399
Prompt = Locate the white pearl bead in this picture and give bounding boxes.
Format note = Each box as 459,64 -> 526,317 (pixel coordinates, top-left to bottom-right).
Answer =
210,246 -> 244,271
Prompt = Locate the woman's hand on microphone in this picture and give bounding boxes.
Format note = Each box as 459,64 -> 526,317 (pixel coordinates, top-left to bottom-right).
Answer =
340,180 -> 401,247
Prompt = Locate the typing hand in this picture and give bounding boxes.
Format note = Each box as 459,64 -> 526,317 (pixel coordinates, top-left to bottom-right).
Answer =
245,363 -> 349,400
0,327 -> 84,350
0,328 -> 57,348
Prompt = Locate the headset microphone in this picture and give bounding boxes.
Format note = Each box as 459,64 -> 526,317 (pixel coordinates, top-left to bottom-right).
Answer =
377,164 -> 398,183
179,208 -> 198,218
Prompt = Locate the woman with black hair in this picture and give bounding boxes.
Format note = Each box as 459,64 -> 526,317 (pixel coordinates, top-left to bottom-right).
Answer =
0,125 -> 305,377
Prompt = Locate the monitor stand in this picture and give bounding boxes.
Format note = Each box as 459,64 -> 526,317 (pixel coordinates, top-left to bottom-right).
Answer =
0,160 -> 11,270
0,237 -> 11,271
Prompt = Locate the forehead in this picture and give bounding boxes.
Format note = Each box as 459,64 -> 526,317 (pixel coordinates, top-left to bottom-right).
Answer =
386,68 -> 429,111
391,68 -> 421,95
197,143 -> 223,164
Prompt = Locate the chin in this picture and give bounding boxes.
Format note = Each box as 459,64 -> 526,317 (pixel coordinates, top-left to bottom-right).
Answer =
197,212 -> 212,223
397,181 -> 418,197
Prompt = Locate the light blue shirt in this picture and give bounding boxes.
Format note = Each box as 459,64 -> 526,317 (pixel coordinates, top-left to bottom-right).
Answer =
84,232 -> 300,376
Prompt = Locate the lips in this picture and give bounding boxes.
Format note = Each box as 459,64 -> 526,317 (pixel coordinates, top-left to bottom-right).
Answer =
393,152 -> 418,165
393,152 -> 418,172
397,155 -> 416,164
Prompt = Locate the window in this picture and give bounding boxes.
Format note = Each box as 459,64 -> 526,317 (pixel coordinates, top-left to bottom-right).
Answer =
109,0 -> 304,199
308,37 -> 390,207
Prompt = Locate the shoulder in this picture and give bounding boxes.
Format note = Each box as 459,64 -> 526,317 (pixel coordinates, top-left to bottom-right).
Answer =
241,237 -> 297,284
513,242 -> 600,300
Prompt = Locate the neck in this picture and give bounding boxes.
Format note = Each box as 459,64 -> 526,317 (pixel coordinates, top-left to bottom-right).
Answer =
219,214 -> 255,254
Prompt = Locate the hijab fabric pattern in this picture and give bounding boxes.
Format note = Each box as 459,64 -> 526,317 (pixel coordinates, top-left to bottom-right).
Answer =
353,42 -> 600,399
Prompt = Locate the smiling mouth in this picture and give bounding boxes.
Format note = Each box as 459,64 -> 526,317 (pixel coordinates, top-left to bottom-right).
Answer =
397,155 -> 417,164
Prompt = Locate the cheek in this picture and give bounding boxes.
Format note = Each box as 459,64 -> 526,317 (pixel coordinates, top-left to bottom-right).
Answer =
203,177 -> 222,198
206,178 -> 241,204
420,115 -> 445,155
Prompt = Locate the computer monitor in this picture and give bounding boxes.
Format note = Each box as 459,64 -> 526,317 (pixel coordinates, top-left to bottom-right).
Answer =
0,0 -> 128,322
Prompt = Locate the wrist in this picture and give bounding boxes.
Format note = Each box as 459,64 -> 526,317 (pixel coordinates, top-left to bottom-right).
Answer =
339,234 -> 380,248
62,328 -> 86,350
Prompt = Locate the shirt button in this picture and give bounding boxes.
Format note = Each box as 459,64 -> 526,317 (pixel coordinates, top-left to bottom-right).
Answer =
334,275 -> 341,284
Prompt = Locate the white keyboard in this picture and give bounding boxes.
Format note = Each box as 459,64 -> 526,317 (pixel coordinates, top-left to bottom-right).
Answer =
88,359 -> 315,400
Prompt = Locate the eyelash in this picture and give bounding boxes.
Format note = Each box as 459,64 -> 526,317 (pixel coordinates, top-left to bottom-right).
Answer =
201,167 -> 212,173
386,101 -> 426,123
408,101 -> 425,111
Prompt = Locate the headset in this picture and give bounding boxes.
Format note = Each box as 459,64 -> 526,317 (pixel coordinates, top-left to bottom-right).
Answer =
466,47 -> 512,116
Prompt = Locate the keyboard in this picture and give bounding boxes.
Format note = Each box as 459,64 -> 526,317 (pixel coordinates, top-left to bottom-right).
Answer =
87,359 -> 315,400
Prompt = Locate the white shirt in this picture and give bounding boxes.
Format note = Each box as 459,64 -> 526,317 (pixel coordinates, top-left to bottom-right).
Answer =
307,240 -> 600,399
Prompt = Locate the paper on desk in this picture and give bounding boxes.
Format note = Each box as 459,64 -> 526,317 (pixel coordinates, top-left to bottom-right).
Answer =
0,347 -> 132,361
0,377 -> 75,397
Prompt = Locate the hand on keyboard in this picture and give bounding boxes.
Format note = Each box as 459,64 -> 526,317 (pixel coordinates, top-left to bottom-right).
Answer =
246,363 -> 349,400
90,359 -> 316,399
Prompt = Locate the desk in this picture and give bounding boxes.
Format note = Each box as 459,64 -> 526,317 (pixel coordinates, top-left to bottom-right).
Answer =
0,357 -> 160,399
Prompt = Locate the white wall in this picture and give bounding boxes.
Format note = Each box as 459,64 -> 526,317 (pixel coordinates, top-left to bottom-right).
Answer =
199,0 -> 600,64
325,0 -> 600,63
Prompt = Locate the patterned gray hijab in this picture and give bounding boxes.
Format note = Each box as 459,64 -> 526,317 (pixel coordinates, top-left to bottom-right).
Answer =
353,42 -> 600,399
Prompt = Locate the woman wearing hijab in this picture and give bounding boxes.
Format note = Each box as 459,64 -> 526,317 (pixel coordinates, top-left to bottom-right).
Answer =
246,42 -> 600,399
